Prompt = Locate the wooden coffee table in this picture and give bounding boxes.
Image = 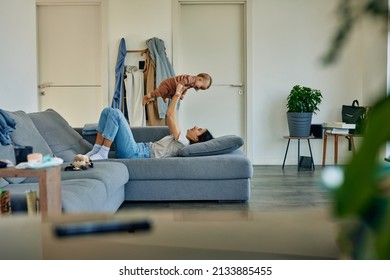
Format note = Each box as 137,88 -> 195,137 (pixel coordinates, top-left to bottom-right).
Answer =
0,207 -> 340,260
0,166 -> 62,215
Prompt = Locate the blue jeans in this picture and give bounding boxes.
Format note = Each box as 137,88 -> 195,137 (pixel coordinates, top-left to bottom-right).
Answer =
97,107 -> 150,158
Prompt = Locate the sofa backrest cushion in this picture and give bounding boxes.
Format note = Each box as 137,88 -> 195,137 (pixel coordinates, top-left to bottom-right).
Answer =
6,110 -> 53,156
179,135 -> 244,157
0,144 -> 26,184
29,109 -> 93,162
0,144 -> 16,163
131,126 -> 170,143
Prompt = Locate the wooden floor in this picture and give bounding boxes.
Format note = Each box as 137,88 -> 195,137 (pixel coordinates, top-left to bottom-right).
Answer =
118,165 -> 331,212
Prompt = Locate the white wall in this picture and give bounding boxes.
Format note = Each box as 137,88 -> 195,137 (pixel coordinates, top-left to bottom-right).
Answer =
0,0 -> 387,165
251,0 -> 387,165
0,0 -> 38,112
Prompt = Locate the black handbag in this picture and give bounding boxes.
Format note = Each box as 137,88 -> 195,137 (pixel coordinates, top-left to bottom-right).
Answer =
342,99 -> 367,134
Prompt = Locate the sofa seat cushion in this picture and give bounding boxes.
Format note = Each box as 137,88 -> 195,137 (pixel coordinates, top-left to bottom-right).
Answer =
28,109 -> 93,162
180,135 -> 244,157
61,179 -> 108,213
6,110 -> 53,156
116,150 -> 253,180
60,161 -> 129,198
4,179 -> 107,213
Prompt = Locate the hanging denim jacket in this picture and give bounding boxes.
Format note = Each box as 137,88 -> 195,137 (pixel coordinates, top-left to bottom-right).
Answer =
111,38 -> 127,117
146,37 -> 176,119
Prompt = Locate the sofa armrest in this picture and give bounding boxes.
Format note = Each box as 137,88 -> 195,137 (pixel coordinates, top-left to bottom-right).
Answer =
74,127 -> 96,145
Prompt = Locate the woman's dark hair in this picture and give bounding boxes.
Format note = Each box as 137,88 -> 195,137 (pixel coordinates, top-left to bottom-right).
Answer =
190,129 -> 214,145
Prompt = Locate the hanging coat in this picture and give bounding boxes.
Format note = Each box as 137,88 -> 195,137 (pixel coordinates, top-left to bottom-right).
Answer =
146,37 -> 175,119
143,50 -> 166,126
124,66 -> 146,127
111,38 -> 127,118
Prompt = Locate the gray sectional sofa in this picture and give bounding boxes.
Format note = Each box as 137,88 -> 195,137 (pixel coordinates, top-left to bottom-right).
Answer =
0,109 -> 253,213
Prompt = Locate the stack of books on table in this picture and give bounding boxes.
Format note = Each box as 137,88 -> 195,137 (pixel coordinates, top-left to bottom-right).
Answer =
323,122 -> 356,135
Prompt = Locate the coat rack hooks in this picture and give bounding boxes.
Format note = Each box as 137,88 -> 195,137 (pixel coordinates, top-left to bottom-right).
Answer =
126,48 -> 147,56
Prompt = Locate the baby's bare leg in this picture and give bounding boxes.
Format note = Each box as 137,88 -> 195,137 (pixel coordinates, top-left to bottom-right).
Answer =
142,95 -> 154,106
142,89 -> 161,106
151,87 -> 171,103
148,89 -> 162,99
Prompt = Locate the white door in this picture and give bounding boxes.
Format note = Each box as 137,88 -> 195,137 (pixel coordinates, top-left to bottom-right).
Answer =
37,4 -> 103,127
175,2 -> 246,140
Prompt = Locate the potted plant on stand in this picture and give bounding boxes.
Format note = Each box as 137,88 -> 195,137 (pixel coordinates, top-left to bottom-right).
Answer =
286,85 -> 323,137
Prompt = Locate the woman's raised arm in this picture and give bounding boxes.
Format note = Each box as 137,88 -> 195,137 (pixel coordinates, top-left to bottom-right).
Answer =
165,92 -> 182,140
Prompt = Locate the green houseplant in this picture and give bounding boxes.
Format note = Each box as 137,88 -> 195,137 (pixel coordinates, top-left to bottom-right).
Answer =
329,95 -> 390,259
286,85 -> 323,137
319,0 -> 389,259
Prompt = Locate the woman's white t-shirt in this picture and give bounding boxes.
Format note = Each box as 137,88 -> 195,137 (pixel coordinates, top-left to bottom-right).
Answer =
150,132 -> 190,158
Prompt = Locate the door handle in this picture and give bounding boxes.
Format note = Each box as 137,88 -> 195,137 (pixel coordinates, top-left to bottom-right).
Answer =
212,83 -> 244,95
38,82 -> 53,89
38,83 -> 53,96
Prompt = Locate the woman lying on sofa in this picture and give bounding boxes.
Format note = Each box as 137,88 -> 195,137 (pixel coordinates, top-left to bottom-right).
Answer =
85,91 -> 214,160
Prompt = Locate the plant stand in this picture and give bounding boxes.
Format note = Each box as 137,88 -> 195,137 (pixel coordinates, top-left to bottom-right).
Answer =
282,136 -> 315,171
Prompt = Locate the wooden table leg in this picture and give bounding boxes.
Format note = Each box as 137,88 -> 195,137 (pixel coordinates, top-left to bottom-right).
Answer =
349,136 -> 356,154
322,133 -> 327,167
334,135 -> 339,165
38,166 -> 62,215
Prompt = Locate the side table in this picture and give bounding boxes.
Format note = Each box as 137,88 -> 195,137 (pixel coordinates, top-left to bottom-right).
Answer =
282,136 -> 315,170
0,166 -> 62,215
322,132 -> 356,166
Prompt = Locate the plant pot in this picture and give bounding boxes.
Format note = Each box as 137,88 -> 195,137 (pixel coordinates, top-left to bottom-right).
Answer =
287,112 -> 313,137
